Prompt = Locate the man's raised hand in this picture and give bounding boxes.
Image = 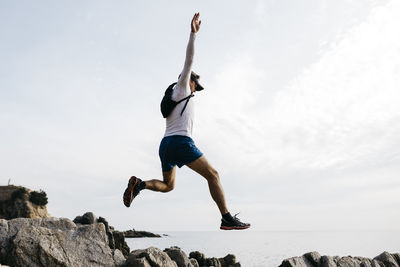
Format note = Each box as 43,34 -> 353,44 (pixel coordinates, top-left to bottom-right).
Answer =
191,13 -> 201,33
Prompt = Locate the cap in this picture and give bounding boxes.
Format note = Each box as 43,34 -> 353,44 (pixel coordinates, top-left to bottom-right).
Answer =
190,71 -> 204,91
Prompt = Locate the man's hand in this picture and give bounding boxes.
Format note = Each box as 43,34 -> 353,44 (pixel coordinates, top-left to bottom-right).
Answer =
191,13 -> 201,33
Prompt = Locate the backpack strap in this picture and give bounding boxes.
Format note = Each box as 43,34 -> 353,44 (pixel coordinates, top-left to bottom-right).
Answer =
179,93 -> 194,116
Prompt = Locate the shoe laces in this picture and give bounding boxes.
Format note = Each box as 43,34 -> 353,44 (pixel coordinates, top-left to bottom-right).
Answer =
232,212 -> 242,222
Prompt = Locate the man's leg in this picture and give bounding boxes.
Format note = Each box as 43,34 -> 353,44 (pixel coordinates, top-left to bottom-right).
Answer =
144,166 -> 176,193
123,167 -> 176,207
186,156 -> 228,215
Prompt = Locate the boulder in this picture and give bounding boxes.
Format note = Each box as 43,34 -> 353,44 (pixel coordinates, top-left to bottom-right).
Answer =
281,252 -> 400,267
0,217 -> 114,267
73,211 -> 96,225
129,247 -> 178,267
336,256 -> 361,266
113,249 -> 126,267
219,254 -> 241,267
126,256 -> 152,267
74,212 -> 130,258
113,230 -> 130,257
374,252 -> 399,267
189,251 -> 206,266
304,252 -> 321,266
320,258 -> 332,267
205,257 -> 221,267
189,259 -> 199,267
371,259 -> 385,267
279,255 -> 315,267
164,246 -> 193,267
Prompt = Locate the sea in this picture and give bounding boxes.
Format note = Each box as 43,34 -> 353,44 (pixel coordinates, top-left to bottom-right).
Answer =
126,230 -> 400,267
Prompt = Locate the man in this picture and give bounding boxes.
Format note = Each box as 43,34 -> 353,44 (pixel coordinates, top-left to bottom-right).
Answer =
123,13 -> 250,230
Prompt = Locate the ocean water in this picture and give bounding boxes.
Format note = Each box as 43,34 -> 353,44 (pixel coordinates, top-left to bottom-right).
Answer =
126,231 -> 400,267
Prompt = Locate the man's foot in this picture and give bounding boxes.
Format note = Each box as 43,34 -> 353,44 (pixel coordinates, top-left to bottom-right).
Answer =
220,213 -> 250,230
123,176 -> 142,207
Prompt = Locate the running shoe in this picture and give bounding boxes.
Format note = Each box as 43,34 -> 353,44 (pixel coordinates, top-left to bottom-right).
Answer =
123,176 -> 142,207
220,213 -> 250,230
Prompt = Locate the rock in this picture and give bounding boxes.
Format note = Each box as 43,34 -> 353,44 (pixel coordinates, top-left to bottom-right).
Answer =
189,251 -> 206,266
189,258 -> 199,267
113,230 -> 130,257
1,217 -> 115,267
354,257 -> 372,267
74,212 -> 130,258
113,249 -> 126,267
372,259 -> 385,267
124,229 -> 161,238
73,211 -> 96,225
129,247 -> 178,267
205,257 -> 221,267
126,256 -> 152,267
98,216 -> 116,249
279,255 -> 315,267
393,254 -> 400,265
0,185 -> 50,219
337,256 -> 360,266
219,254 -> 240,267
222,254 -> 236,265
281,252 -> 400,267
374,252 -> 399,267
164,246 -> 193,267
304,252 -> 321,266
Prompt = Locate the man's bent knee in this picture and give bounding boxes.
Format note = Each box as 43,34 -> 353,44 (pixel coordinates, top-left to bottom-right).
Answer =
162,182 -> 175,192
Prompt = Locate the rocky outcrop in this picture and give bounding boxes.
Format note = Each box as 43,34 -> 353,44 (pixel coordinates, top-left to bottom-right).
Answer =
0,216 -> 239,267
124,229 -> 161,238
0,185 -> 241,267
0,217 -> 121,267
125,246 -> 241,267
279,251 -> 400,267
74,212 -> 130,258
0,185 -> 49,219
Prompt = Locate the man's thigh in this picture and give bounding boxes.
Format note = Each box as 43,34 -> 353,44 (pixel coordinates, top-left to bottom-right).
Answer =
186,156 -> 217,178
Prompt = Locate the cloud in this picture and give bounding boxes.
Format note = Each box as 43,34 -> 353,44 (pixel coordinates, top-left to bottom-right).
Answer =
198,0 -> 400,176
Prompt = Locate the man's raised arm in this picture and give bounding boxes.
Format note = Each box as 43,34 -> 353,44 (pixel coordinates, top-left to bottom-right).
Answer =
177,13 -> 201,88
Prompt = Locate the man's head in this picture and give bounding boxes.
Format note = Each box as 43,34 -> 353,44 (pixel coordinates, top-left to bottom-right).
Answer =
178,71 -> 203,93
190,71 -> 204,92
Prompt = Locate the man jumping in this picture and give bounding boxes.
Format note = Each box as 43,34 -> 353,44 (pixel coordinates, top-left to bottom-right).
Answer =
123,13 -> 250,230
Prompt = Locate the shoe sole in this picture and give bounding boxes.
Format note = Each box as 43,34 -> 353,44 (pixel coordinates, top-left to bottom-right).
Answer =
123,176 -> 139,207
220,225 -> 250,230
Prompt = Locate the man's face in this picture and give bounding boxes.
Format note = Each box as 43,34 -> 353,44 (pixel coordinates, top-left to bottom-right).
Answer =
190,79 -> 197,92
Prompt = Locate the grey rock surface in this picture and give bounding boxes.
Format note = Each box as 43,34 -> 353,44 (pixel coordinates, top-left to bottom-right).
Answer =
164,246 -> 193,267
280,255 -> 315,267
374,252 -> 399,267
73,211 -> 96,225
303,252 -> 321,266
126,256 -> 152,267
0,217 -> 114,267
189,251 -> 206,266
74,212 -> 130,257
280,252 -> 400,267
114,249 -> 127,267
189,258 -> 199,267
129,247 -> 178,267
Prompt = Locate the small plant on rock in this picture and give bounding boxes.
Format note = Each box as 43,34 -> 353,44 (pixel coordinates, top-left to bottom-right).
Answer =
29,190 -> 48,206
11,187 -> 28,201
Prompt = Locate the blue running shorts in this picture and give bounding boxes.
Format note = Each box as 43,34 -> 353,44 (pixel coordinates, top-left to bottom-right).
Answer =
159,135 -> 203,172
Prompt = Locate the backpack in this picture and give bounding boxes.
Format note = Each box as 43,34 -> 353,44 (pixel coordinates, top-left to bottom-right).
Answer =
160,83 -> 194,118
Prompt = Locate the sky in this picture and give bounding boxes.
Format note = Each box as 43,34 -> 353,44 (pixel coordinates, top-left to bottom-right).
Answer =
1,0 -> 399,232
